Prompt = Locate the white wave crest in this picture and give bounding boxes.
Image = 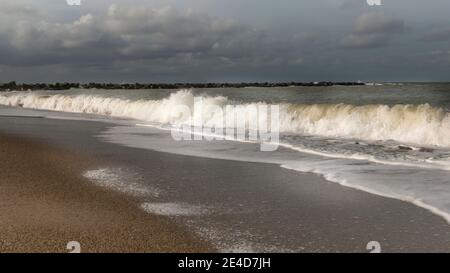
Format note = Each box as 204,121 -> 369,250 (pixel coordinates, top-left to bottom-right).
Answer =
280,103 -> 450,148
1,90 -> 449,147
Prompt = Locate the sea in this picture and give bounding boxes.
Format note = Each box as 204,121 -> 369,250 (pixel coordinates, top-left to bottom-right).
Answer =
1,83 -> 449,225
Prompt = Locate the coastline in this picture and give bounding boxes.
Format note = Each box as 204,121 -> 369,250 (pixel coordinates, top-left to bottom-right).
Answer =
1,110 -> 450,252
0,134 -> 212,253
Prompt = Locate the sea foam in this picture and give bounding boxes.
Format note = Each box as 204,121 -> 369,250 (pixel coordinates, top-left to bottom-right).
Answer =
1,90 -> 449,148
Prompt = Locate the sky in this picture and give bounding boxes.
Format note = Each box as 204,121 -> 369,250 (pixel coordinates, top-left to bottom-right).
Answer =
0,0 -> 450,83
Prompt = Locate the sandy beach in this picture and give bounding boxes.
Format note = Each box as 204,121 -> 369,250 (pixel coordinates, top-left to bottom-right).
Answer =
0,133 -> 211,253
1,109 -> 450,253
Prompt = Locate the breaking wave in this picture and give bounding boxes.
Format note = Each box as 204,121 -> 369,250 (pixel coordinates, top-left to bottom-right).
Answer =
280,103 -> 450,148
0,90 -> 449,147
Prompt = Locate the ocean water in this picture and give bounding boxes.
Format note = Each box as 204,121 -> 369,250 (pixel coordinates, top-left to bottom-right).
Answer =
1,83 -> 450,223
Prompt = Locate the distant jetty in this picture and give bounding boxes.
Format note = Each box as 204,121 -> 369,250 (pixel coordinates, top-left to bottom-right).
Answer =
0,81 -> 365,91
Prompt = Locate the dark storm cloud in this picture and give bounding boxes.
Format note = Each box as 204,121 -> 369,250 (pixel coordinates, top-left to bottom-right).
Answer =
0,0 -> 450,82
421,27 -> 450,42
0,4 -> 273,67
0,1 -> 310,82
339,0 -> 366,10
341,13 -> 405,49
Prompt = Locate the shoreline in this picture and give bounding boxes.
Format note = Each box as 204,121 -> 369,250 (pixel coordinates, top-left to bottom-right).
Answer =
1,110 -> 450,252
281,164 -> 450,226
0,133 -> 212,253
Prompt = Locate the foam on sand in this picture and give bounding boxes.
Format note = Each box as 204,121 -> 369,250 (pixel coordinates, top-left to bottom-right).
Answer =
83,167 -> 161,197
140,202 -> 207,216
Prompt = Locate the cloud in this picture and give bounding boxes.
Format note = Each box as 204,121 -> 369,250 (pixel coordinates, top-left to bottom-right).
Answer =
354,13 -> 405,34
0,3 -> 272,68
339,0 -> 366,10
341,33 -> 391,49
421,27 -> 450,42
428,49 -> 450,62
0,0 -> 448,82
341,13 -> 405,49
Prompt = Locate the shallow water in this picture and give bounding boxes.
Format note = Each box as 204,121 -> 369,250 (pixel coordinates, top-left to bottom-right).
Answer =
1,104 -> 450,252
1,84 -> 450,223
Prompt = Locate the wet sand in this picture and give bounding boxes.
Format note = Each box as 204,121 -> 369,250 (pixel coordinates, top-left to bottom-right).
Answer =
1,109 -> 450,252
0,134 -> 211,253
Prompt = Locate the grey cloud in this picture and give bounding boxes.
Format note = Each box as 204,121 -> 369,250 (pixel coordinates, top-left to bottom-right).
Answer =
341,13 -> 405,49
354,13 -> 405,34
339,0 -> 366,10
0,3 -> 272,68
1,0 -> 450,83
421,27 -> 450,42
428,50 -> 450,62
341,33 -> 390,49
